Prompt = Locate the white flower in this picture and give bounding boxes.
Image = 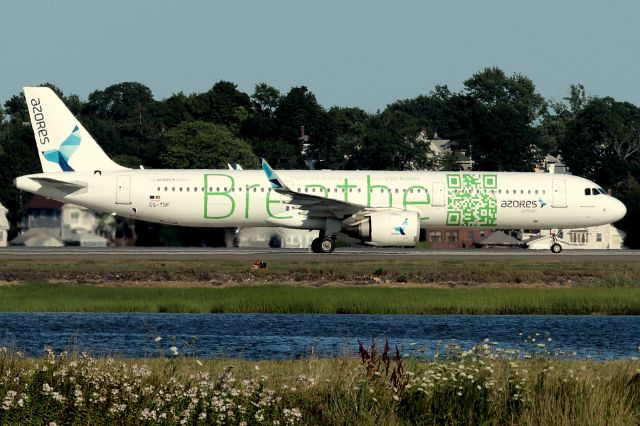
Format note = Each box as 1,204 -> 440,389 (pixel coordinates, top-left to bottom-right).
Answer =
169,346 -> 179,356
154,337 -> 162,342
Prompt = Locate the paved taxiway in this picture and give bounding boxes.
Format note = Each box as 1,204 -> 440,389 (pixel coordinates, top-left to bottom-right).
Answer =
0,247 -> 638,261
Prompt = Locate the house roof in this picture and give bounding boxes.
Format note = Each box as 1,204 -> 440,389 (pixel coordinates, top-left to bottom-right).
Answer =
477,231 -> 521,246
25,195 -> 64,210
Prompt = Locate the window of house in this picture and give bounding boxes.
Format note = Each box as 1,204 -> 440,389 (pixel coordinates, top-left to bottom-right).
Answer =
429,231 -> 442,242
596,233 -> 602,242
70,212 -> 79,220
446,231 -> 458,242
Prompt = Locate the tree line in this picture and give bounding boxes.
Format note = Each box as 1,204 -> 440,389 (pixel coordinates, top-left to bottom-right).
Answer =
0,67 -> 638,247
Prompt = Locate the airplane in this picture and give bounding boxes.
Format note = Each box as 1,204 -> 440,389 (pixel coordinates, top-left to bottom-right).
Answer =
15,87 -> 627,254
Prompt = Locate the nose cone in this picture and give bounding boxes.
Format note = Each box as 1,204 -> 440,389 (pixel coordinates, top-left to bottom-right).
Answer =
609,198 -> 627,222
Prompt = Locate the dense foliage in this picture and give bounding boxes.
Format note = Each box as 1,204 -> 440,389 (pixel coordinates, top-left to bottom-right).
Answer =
1,68 -> 638,246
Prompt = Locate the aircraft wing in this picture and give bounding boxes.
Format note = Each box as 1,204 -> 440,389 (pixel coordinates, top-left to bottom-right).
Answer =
261,159 -> 366,218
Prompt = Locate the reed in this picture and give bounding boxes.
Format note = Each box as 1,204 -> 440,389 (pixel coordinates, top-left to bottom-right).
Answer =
2,284 -> 640,314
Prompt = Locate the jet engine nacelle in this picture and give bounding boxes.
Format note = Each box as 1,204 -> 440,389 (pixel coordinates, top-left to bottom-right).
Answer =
347,210 -> 420,247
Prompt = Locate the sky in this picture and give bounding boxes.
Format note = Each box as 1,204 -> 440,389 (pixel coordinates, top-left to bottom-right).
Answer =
1,0 -> 639,112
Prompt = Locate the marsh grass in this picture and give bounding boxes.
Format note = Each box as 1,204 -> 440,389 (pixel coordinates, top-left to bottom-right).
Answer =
0,258 -> 639,287
1,343 -> 639,425
2,284 -> 640,314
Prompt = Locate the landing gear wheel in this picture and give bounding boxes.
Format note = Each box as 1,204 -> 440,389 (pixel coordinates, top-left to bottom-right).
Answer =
311,238 -> 321,253
319,237 -> 336,253
550,243 -> 562,254
311,236 -> 336,253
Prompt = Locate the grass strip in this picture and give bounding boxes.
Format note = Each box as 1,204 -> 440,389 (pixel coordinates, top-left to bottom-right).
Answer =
2,284 -> 640,314
1,258 -> 639,286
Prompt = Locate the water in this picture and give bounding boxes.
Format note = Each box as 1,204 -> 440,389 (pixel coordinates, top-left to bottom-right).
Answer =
1,313 -> 639,360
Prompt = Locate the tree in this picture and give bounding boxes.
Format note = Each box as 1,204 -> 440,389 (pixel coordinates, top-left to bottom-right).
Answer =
325,106 -> 371,169
559,96 -> 640,188
462,67 -> 547,171
160,121 -> 258,169
252,83 -> 281,116
359,110 -> 432,170
83,82 -> 161,167
273,86 -> 334,168
541,84 -> 590,154
187,81 -> 252,133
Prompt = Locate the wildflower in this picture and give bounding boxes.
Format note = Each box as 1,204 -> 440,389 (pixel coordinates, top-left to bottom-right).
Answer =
196,360 -> 203,366
170,346 -> 179,356
154,337 -> 162,342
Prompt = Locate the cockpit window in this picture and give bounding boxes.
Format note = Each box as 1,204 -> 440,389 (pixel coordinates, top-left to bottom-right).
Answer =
598,188 -> 607,195
584,188 -> 590,196
591,188 -> 600,195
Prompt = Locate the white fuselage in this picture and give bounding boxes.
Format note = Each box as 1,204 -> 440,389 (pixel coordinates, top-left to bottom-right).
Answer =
16,169 -> 626,231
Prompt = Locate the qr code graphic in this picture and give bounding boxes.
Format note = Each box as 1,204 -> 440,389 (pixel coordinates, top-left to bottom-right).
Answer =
446,173 -> 497,227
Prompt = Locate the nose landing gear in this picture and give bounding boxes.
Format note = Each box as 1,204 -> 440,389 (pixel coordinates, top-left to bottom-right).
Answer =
550,230 -> 563,254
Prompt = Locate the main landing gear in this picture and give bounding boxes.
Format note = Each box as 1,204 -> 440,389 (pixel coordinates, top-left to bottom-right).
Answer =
311,235 -> 336,253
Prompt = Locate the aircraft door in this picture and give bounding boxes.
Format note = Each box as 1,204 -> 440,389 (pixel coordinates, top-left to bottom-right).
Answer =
551,179 -> 567,208
116,175 -> 132,205
432,182 -> 445,207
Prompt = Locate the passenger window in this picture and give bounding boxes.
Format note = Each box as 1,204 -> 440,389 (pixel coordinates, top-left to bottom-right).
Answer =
535,190 -> 538,194
157,186 -> 160,191
584,188 -> 590,196
164,187 -> 168,192
172,187 -> 175,192
179,187 -> 183,192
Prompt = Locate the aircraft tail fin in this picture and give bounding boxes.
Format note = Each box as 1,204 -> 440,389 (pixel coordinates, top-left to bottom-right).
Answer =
23,86 -> 128,173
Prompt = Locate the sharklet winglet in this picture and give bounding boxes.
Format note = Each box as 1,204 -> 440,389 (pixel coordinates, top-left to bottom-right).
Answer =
261,158 -> 289,191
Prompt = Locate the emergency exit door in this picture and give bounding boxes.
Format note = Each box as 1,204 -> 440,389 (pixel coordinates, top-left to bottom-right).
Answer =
116,175 -> 131,205
432,182 -> 445,207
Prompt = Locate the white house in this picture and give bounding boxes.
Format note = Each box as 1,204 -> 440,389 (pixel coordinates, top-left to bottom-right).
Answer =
417,130 -> 473,170
525,225 -> 625,250
0,203 -> 9,247
235,227 -> 320,248
13,195 -> 114,247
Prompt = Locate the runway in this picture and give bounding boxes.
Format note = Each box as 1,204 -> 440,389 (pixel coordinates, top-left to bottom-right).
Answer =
0,246 -> 638,261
